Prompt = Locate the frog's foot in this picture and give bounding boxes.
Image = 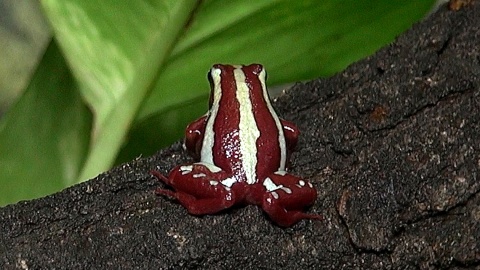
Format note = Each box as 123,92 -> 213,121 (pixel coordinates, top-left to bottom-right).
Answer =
151,163 -> 236,215
261,171 -> 322,227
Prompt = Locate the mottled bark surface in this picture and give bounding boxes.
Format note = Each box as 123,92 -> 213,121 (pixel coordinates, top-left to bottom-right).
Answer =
1,2 -> 479,269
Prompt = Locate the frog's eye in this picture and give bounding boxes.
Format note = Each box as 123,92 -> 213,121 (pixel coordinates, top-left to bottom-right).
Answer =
207,67 -> 220,108
207,68 -> 213,85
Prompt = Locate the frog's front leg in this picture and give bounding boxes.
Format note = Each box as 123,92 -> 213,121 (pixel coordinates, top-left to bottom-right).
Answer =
260,171 -> 322,227
184,115 -> 207,160
151,163 -> 236,215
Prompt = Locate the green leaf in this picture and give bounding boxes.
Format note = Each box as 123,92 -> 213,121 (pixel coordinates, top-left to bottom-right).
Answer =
116,95 -> 208,164
138,0 -> 436,120
41,0 -> 199,181
0,41 -> 92,206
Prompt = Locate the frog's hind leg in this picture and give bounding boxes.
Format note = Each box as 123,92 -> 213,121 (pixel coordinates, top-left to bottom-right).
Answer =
151,163 -> 236,215
260,171 -> 322,227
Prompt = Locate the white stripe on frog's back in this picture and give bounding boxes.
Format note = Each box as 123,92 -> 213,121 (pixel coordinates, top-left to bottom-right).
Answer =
234,67 -> 261,185
257,68 -> 287,171
200,67 -> 222,165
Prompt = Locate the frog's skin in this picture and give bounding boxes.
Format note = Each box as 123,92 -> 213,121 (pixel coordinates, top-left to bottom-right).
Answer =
152,64 -> 321,227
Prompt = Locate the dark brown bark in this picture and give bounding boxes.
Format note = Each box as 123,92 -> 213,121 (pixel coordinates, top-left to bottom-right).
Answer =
1,2 -> 479,269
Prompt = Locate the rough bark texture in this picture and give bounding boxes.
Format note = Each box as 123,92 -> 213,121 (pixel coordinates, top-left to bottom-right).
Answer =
1,2 -> 480,269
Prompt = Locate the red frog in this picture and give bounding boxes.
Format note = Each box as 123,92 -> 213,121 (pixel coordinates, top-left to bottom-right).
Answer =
152,64 -> 321,227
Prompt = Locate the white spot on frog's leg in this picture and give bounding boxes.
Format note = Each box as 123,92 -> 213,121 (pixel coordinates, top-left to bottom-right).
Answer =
210,180 -> 219,186
193,173 -> 206,178
281,187 -> 292,194
266,198 -> 272,204
263,177 -> 283,192
180,165 -> 193,175
271,191 -> 279,199
180,165 -> 193,171
194,162 -> 221,173
274,171 -> 287,176
298,180 -> 305,186
221,177 -> 237,188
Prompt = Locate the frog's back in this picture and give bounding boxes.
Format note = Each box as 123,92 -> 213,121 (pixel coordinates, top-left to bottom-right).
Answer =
200,64 -> 286,184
